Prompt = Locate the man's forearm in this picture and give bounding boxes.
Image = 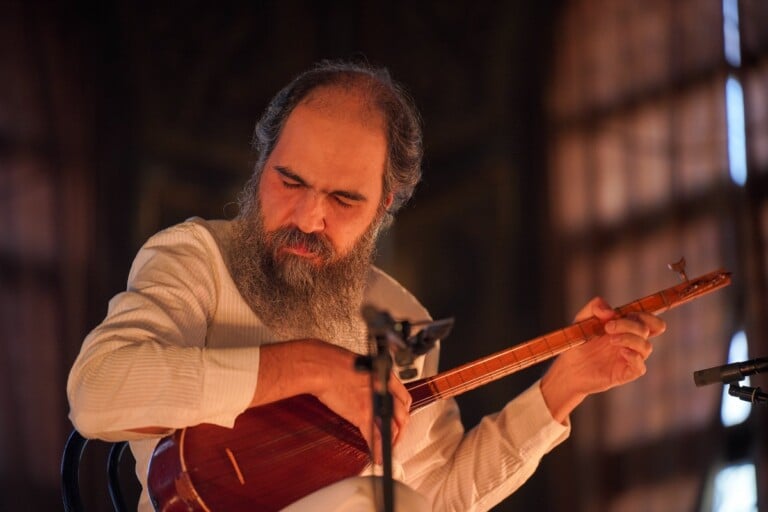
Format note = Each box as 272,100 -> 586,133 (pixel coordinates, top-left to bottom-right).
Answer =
249,339 -> 331,407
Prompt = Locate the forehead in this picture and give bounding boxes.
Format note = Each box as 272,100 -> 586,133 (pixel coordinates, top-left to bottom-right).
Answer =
295,86 -> 387,145
269,90 -> 388,189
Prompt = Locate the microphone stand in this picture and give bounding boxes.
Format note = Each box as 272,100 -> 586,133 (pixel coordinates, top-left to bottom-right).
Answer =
371,328 -> 396,512
357,307 -> 453,512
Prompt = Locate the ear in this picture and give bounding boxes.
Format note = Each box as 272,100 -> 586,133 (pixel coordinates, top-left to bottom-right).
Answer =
383,192 -> 394,210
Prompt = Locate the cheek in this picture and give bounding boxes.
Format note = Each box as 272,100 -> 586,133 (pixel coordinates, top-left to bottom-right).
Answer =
257,179 -> 291,230
328,206 -> 380,253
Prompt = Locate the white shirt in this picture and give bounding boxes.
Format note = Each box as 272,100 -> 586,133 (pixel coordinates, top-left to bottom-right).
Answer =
67,218 -> 569,511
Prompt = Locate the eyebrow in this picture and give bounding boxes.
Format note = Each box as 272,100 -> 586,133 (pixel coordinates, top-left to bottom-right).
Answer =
274,166 -> 368,202
275,166 -> 308,186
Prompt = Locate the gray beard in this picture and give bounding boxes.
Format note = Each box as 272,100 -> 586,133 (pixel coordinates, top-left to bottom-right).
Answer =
229,200 -> 383,354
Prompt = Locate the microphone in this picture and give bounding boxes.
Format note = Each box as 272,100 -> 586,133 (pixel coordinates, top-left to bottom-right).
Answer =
693,357 -> 768,387
360,305 -> 454,378
406,318 -> 454,355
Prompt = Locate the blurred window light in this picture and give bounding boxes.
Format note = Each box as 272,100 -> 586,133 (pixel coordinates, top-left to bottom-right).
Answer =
722,0 -> 741,67
712,462 -> 757,512
720,330 -> 751,426
725,77 -> 748,186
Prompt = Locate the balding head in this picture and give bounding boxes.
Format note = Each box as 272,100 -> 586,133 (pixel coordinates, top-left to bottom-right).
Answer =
240,61 -> 423,223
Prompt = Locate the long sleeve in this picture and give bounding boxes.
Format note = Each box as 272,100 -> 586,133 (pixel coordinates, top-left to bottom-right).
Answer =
397,383 -> 569,512
67,221 -> 261,441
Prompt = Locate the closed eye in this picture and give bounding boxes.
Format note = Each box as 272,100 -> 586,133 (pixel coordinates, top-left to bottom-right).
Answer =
275,166 -> 307,189
332,194 -> 354,208
274,165 -> 366,208
281,180 -> 303,189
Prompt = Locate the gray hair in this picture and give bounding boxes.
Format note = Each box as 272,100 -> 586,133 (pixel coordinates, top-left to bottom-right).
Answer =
239,60 -> 423,218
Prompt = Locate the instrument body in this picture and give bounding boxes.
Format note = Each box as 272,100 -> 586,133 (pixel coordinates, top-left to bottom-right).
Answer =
148,269 -> 731,511
148,394 -> 370,511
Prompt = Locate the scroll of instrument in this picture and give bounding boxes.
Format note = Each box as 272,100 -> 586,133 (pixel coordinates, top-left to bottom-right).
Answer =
147,259 -> 732,511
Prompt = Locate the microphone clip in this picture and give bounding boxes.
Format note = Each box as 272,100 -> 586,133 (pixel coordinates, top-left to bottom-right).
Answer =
728,383 -> 768,405
359,305 -> 454,380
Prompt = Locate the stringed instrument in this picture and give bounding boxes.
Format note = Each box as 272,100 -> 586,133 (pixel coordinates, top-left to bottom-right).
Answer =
147,265 -> 731,511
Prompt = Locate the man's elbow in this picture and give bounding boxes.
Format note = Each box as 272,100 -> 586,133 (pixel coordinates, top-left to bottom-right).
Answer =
68,406 -> 171,442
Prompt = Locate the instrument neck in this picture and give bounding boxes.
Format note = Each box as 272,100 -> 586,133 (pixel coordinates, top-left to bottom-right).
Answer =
406,269 -> 731,411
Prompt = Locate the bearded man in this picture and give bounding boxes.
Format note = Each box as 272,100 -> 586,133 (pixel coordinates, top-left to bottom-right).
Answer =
68,61 -> 665,511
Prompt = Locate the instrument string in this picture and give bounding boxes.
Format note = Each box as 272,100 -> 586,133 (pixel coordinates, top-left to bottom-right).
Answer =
406,288 -> 689,410
407,338 -> 584,410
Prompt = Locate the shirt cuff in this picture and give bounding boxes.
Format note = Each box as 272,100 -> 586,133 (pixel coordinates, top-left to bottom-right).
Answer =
498,379 -> 571,460
201,345 -> 261,427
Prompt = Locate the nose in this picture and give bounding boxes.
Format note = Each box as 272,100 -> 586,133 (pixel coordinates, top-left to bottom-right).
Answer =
291,190 -> 326,233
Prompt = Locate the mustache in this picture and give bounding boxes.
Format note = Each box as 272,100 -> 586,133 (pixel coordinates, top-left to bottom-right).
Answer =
267,226 -> 335,260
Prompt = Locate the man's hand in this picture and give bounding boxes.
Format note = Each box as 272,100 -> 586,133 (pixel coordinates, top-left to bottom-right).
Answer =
252,339 -> 412,464
540,297 -> 666,423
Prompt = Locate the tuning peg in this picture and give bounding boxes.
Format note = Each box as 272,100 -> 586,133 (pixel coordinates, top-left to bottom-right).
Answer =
668,257 -> 689,283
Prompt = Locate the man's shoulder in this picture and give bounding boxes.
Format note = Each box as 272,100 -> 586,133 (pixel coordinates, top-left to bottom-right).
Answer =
365,266 -> 431,322
130,218 -> 232,276
143,217 -> 232,253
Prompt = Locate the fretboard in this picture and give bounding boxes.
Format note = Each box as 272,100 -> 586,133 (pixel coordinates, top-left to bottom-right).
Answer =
406,269 -> 731,410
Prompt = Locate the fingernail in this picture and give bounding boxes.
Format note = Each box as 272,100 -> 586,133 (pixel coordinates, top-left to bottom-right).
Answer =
606,320 -> 616,332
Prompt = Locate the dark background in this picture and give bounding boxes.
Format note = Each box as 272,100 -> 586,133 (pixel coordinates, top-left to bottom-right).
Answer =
2,1 -> 766,511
